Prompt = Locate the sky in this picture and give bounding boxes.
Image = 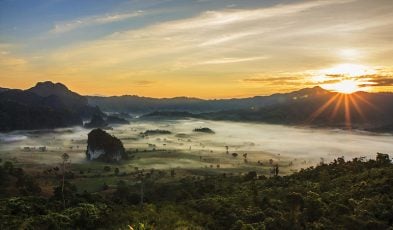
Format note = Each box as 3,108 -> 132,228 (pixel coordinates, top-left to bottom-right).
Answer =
1,0 -> 393,98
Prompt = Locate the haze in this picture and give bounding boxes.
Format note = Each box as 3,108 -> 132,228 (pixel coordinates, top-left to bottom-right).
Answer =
1,119 -> 392,171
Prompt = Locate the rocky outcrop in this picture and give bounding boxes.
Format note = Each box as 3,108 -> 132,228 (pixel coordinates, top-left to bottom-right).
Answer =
86,129 -> 126,162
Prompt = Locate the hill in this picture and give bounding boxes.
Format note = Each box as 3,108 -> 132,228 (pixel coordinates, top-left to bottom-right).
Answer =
0,82 -> 102,131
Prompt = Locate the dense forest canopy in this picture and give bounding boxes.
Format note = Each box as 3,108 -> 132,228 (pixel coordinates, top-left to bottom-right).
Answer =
0,153 -> 392,229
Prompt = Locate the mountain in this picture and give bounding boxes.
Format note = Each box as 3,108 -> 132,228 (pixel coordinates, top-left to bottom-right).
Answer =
199,89 -> 393,131
28,81 -> 102,118
0,82 -> 102,131
87,87 -> 324,113
140,87 -> 393,132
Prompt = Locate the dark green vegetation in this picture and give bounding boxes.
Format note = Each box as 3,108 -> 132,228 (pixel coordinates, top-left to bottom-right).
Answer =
194,127 -> 215,134
0,81 -> 102,131
0,153 -> 392,229
141,129 -> 172,135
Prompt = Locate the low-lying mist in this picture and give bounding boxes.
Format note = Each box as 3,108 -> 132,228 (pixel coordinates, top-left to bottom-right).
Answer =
1,119 -> 392,171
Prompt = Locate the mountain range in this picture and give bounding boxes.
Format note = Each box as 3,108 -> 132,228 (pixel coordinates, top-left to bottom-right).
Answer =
1,81 -> 393,132
87,87 -> 325,113
198,89 -> 393,131
140,87 -> 393,131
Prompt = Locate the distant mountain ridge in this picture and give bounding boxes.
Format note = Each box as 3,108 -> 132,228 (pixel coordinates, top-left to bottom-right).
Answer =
2,82 -> 393,132
197,90 -> 393,131
87,86 -> 328,113
0,87 -> 10,93
0,81 -> 102,131
139,87 -> 393,132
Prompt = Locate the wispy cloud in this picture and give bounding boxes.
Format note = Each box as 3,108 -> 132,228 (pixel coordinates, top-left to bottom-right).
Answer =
0,43 -> 27,67
199,56 -> 267,65
133,80 -> 156,87
50,0 -> 356,70
50,11 -> 144,34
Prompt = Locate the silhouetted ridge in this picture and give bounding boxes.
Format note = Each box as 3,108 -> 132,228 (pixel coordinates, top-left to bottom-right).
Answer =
0,81 -> 102,131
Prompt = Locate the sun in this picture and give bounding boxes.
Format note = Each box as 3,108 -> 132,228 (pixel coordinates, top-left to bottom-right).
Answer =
314,63 -> 376,94
322,79 -> 360,94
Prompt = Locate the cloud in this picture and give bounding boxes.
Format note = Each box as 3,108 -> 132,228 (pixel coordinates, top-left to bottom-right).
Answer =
242,75 -> 311,86
243,76 -> 299,83
198,56 -> 267,65
50,11 -> 144,34
50,0 -> 357,70
0,44 -> 27,67
358,75 -> 393,87
309,72 -> 393,88
133,80 -> 156,87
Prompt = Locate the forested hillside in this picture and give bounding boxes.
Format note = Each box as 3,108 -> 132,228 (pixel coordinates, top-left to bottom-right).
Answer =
0,153 -> 392,229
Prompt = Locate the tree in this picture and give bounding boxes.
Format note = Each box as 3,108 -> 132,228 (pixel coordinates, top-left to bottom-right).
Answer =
3,161 -> 13,173
53,181 -> 77,205
244,171 -> 257,181
376,153 -> 390,165
61,153 -> 70,209
287,192 -> 304,225
103,166 -> 111,172
16,175 -> 41,195
271,164 -> 279,176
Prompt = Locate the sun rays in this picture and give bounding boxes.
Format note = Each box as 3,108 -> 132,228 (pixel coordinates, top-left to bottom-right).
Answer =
307,91 -> 376,130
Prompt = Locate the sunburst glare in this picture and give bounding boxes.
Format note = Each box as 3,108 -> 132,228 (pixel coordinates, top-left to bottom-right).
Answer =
322,79 -> 360,94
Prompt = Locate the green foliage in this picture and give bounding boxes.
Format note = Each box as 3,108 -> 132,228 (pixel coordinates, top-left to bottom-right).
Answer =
0,154 -> 392,229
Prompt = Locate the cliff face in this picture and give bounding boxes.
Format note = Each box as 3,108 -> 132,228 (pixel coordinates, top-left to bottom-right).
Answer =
86,129 -> 126,162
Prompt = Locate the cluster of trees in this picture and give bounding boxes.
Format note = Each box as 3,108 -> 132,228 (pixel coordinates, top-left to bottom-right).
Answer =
193,127 -> 215,134
0,153 -> 392,229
